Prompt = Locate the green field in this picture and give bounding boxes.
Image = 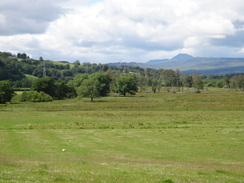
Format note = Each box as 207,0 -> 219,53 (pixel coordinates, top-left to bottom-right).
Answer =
0,91 -> 243,182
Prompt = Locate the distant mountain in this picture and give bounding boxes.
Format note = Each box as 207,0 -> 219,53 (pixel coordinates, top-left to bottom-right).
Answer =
147,59 -> 169,63
146,59 -> 169,68
107,53 -> 244,74
181,66 -> 244,75
171,53 -> 193,60
146,56 -> 244,72
107,62 -> 147,68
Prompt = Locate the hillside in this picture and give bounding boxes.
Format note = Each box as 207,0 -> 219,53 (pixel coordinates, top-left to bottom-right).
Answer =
0,51 -> 153,84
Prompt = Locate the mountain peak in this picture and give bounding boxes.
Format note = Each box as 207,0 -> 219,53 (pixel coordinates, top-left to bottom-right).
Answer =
171,53 -> 193,60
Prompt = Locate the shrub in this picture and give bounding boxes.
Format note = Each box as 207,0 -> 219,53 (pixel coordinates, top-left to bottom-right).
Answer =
0,80 -> 15,104
216,81 -> 224,88
206,82 -> 216,87
20,91 -> 53,102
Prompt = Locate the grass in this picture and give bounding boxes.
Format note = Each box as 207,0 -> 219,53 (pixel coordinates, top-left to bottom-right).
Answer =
0,91 -> 243,182
25,74 -> 38,80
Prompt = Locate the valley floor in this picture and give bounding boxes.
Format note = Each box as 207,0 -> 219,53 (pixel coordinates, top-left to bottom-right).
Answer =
0,91 -> 243,182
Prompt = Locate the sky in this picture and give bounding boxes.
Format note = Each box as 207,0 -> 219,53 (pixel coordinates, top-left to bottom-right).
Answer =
0,0 -> 244,63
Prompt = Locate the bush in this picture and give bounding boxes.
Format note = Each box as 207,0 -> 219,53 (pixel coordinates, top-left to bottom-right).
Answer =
206,82 -> 216,87
20,91 -> 53,102
216,81 -> 224,88
0,80 -> 15,104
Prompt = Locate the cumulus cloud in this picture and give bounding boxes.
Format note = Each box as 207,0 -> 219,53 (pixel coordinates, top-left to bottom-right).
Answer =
0,0 -> 66,35
0,0 -> 244,62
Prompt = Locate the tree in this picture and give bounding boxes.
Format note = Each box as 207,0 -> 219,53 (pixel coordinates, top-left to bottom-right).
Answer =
91,73 -> 112,97
77,77 -> 102,102
32,66 -> 44,78
137,71 -> 147,92
0,81 -> 15,104
115,76 -> 138,96
224,78 -> 230,87
32,77 -> 56,97
230,75 -> 238,90
193,75 -> 204,92
216,81 -> 224,88
184,75 -> 193,88
17,53 -> 28,59
163,69 -> 177,92
0,58 -> 25,81
231,74 -> 244,90
71,73 -> 111,98
55,80 -> 76,99
152,79 -> 159,93
73,60 -> 80,65
69,74 -> 89,88
236,75 -> 244,91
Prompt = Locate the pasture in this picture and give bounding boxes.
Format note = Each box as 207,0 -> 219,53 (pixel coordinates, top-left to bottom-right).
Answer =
0,90 -> 243,182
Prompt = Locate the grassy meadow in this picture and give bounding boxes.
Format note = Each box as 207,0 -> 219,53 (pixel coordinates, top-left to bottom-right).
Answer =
0,90 -> 243,182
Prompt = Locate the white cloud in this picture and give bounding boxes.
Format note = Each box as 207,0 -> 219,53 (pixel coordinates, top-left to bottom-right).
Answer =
0,0 -> 68,35
0,0 -> 244,62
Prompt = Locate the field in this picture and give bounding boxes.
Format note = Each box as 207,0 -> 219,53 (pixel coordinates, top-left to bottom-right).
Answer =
0,90 -> 243,182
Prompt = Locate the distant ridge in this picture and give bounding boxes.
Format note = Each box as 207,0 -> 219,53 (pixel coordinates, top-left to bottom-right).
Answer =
107,62 -> 146,68
107,53 -> 244,74
147,59 -> 169,63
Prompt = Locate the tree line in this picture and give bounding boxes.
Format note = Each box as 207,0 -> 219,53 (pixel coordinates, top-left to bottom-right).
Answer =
0,51 -> 243,103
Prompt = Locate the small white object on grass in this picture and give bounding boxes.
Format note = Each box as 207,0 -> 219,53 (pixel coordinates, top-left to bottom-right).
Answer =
62,149 -> 66,152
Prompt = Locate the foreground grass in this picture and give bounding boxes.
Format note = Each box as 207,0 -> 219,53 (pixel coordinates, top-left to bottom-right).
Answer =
0,91 -> 243,182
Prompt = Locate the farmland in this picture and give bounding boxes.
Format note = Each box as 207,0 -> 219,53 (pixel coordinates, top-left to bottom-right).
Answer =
0,90 -> 243,182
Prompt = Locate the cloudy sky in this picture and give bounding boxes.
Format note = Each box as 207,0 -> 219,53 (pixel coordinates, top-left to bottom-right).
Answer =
0,0 -> 244,63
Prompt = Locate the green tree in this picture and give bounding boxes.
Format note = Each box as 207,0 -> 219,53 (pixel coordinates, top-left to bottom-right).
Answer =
71,73 -> 111,98
0,58 -> 25,81
230,75 -> 238,90
152,79 -> 158,93
137,71 -> 147,92
77,77 -> 102,102
20,78 -> 34,88
224,78 -> 230,87
235,74 -> 244,91
216,81 -> 224,88
193,75 -> 204,92
69,74 -> 89,88
0,81 -> 15,104
115,76 -> 138,96
163,69 -> 177,92
91,73 -> 112,96
185,75 -> 193,88
55,80 -> 76,99
32,77 -> 56,97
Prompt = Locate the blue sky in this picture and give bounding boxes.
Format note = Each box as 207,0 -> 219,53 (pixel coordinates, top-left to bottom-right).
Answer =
85,0 -> 103,6
0,0 -> 244,63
